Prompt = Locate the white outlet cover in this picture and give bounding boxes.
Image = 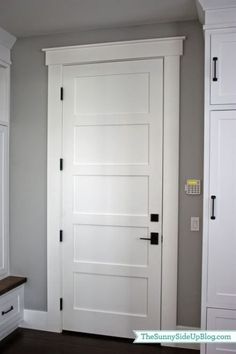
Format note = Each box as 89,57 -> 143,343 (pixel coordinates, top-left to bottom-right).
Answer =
191,217 -> 200,232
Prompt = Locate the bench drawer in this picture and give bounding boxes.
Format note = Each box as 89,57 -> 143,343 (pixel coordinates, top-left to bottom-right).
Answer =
0,286 -> 24,339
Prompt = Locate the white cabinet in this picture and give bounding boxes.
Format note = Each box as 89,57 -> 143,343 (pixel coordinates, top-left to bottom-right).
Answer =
0,27 -> 22,342
211,31 -> 236,105
204,110 -> 236,354
0,27 -> 15,281
201,12 -> 236,354
207,309 -> 236,354
0,126 -> 8,277
0,285 -> 24,340
207,110 -> 236,309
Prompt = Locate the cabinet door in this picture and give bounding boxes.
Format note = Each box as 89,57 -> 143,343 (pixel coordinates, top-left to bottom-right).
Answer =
207,308 -> 236,354
208,111 -> 236,308
211,32 -> 236,104
0,126 -> 8,276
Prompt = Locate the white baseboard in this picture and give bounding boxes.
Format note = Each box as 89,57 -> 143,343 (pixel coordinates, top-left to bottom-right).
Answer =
162,326 -> 200,351
21,312 -> 200,351
20,310 -> 49,332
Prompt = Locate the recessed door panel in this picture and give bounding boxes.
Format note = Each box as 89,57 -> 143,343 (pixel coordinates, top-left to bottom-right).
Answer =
73,225 -> 148,266
74,72 -> 149,115
74,175 -> 148,215
74,124 -> 149,165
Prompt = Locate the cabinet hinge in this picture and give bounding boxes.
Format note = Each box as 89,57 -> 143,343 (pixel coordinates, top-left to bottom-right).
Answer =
60,87 -> 64,101
161,235 -> 163,243
59,230 -> 63,242
60,158 -> 63,171
60,298 -> 63,311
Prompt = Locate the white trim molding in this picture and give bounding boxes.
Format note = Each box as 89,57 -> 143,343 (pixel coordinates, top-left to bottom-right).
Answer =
44,37 -> 184,334
0,26 -> 16,65
43,37 -> 184,65
167,326 -> 200,351
21,310 -> 49,332
196,0 -> 236,29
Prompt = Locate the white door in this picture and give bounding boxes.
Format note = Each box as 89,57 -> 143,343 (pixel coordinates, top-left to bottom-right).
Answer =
211,32 -> 236,105
207,308 -> 236,354
62,58 -> 163,337
208,110 -> 236,309
0,125 -> 7,277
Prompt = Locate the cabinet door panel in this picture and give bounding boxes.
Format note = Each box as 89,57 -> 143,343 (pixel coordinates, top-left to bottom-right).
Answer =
208,111 -> 236,308
211,32 -> 236,104
0,126 -> 8,276
207,308 -> 236,354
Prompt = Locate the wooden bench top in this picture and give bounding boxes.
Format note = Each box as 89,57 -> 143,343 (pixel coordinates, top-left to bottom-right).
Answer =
0,276 -> 27,296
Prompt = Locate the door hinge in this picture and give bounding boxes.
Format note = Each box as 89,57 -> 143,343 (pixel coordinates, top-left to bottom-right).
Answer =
59,230 -> 63,242
60,298 -> 63,311
60,87 -> 64,101
161,235 -> 163,243
60,158 -> 63,171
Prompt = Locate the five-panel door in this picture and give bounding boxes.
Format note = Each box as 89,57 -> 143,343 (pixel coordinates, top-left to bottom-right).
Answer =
62,58 -> 164,337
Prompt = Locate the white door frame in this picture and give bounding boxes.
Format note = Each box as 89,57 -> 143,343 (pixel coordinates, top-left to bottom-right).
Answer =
43,37 -> 185,333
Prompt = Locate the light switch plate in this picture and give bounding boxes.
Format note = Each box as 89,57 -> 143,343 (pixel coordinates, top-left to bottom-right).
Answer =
191,217 -> 200,231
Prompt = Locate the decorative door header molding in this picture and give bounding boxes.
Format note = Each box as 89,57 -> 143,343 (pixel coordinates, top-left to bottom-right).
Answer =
43,36 -> 185,66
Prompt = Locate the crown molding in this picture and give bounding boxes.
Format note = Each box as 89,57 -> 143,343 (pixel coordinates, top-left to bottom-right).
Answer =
0,26 -> 16,65
195,0 -> 205,25
0,27 -> 16,50
197,0 -> 236,11
196,0 -> 236,28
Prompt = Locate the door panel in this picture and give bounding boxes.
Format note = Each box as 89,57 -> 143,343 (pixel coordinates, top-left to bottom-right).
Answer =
74,71 -> 149,114
74,175 -> 148,215
74,273 -> 148,315
74,124 -> 149,165
62,59 -> 163,337
73,225 -> 148,266
208,111 -> 236,309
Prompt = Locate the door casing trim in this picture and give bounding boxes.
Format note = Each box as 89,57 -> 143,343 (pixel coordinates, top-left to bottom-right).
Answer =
44,37 -> 184,333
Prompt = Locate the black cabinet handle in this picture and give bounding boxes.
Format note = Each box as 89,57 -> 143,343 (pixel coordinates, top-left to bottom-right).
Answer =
2,305 -> 14,316
211,195 -> 216,220
213,57 -> 218,82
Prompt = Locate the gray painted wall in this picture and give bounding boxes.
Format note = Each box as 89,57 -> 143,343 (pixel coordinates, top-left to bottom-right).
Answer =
10,20 -> 203,327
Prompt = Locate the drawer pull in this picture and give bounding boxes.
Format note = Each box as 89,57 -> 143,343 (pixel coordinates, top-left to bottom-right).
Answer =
2,305 -> 14,316
211,195 -> 216,220
212,57 -> 218,82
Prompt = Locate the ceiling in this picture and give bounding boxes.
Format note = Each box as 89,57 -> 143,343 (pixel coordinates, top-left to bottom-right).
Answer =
0,0 -> 198,38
